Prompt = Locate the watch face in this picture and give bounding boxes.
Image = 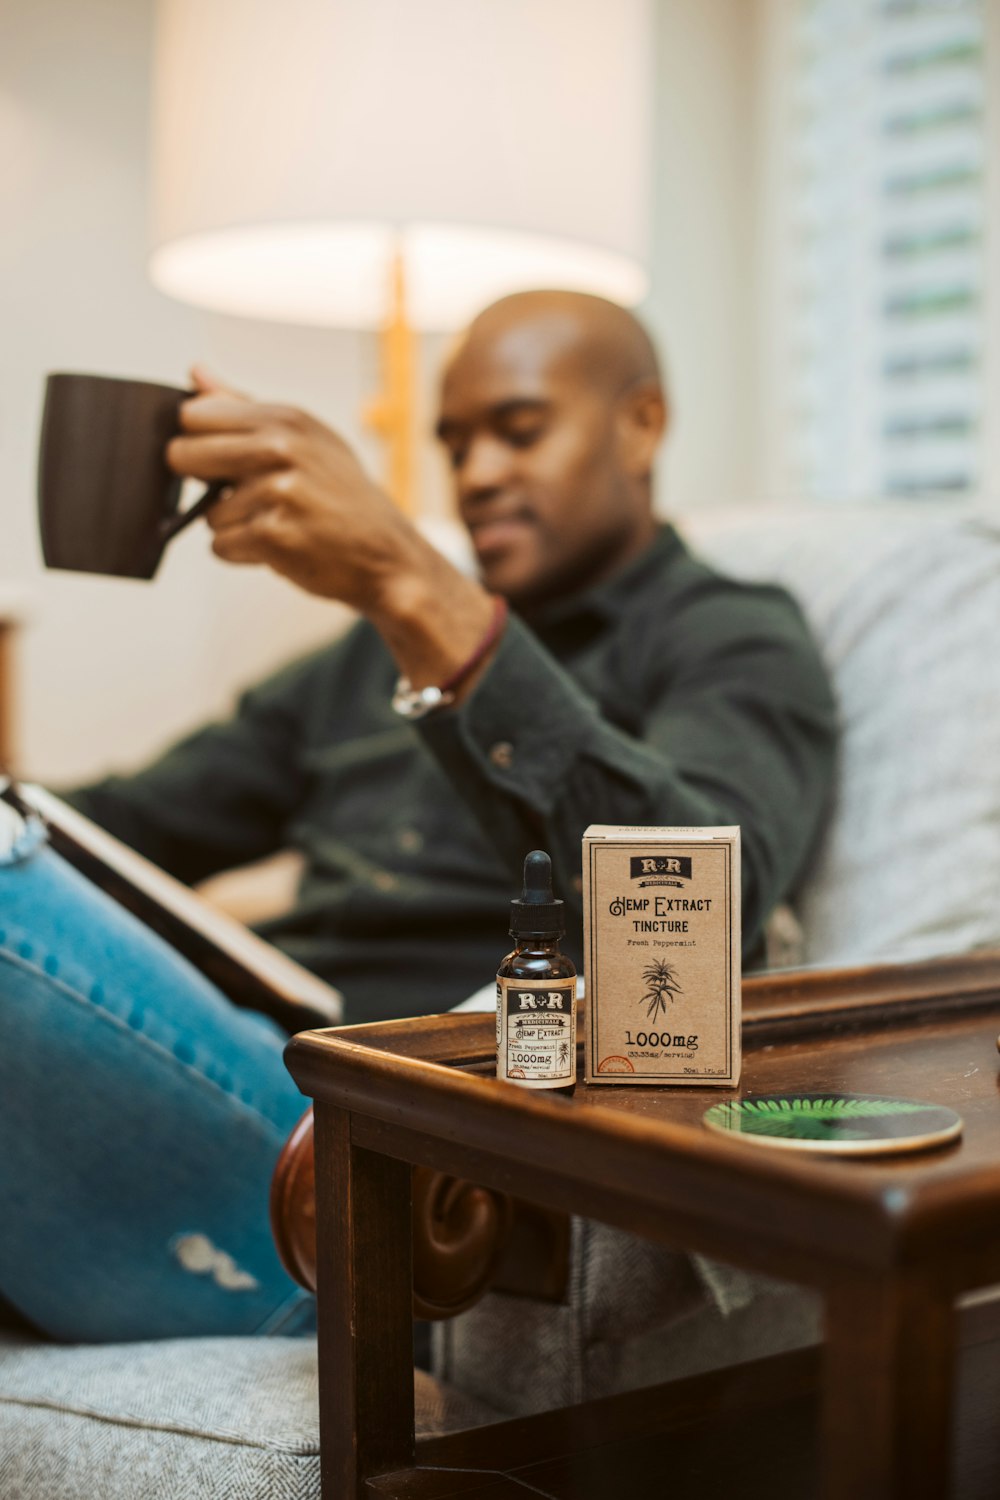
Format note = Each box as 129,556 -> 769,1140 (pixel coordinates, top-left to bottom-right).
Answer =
390,680 -> 452,720
703,1093 -> 962,1155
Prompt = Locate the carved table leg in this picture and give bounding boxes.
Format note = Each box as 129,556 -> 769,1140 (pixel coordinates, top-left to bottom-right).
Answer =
314,1102 -> 415,1499
822,1269 -> 956,1500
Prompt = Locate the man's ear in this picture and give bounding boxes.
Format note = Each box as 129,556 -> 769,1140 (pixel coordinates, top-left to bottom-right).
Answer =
615,381 -> 669,479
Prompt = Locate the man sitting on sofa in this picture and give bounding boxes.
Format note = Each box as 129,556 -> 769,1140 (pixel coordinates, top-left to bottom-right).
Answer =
0,291 -> 836,1344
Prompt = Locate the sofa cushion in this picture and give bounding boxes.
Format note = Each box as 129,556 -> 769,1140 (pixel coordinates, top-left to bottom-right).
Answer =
688,506 -> 1000,964
0,1331 -> 499,1500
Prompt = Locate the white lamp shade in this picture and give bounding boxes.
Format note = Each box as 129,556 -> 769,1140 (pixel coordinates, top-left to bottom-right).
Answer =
150,0 -> 652,331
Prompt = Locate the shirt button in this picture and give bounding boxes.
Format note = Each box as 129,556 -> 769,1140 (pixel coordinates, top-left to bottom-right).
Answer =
397,827 -> 423,854
372,870 -> 399,893
489,740 -> 515,769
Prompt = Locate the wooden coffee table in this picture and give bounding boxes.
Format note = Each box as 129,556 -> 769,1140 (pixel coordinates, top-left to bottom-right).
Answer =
284,954 -> 1000,1500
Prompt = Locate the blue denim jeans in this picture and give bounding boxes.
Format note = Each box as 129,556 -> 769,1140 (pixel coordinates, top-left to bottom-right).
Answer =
0,813 -> 316,1342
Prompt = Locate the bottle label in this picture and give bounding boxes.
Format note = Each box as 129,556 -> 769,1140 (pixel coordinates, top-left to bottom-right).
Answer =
496,977 -> 576,1088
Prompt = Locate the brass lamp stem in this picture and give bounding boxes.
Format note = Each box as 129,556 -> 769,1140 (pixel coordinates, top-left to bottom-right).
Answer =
363,248 -> 417,515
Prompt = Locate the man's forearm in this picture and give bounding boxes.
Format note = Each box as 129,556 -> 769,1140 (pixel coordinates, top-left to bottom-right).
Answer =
366,531 -> 500,698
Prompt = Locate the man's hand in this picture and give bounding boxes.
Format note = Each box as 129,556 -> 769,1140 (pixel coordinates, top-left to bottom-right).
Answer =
167,368 -> 419,613
166,368 -> 499,696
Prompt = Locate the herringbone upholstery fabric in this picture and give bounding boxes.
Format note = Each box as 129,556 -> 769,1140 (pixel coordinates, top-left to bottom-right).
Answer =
0,1332 -> 499,1499
433,1217 -> 820,1418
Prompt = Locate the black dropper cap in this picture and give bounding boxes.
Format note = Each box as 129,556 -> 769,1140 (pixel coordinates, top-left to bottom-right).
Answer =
510,850 -> 565,939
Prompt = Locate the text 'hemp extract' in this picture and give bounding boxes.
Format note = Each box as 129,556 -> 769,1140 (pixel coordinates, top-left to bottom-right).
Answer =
496,850 -> 577,1094
582,825 -> 741,1086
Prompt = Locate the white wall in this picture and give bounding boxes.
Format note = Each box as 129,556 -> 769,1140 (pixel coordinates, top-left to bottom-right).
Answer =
0,0 -> 365,783
0,0 -> 763,785
646,0 -> 761,514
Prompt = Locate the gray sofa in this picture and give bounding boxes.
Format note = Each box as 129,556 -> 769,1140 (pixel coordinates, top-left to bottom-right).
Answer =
3,505 -> 998,1494
0,1320 -> 499,1498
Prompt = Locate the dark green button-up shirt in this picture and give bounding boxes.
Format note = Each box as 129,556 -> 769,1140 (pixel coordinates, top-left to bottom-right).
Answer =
68,527 -> 837,1021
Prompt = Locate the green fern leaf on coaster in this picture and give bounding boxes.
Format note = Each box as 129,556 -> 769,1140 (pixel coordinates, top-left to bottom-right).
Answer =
796,1097 -> 931,1120
733,1097 -> 932,1121
736,1113 -> 870,1141
705,1095 -> 942,1140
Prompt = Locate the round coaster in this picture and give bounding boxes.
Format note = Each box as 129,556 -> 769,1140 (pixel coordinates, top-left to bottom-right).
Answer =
703,1093 -> 962,1156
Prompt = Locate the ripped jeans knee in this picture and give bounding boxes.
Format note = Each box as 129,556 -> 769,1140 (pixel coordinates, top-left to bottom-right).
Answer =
0,818 -> 314,1342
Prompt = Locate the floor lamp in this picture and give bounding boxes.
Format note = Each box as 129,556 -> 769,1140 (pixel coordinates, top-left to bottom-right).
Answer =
148,0 -> 653,516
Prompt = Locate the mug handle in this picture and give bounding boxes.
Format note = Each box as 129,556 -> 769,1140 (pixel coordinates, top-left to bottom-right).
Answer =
159,480 -> 227,543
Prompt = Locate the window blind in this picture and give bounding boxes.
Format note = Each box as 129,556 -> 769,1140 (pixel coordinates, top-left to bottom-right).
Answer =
792,0 -> 987,500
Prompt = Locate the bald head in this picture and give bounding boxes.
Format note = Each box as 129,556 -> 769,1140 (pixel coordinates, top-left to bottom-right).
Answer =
455,290 -> 664,405
437,290 -> 668,607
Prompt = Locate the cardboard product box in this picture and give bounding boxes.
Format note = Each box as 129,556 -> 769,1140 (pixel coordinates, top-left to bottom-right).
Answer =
583,825 -> 741,1086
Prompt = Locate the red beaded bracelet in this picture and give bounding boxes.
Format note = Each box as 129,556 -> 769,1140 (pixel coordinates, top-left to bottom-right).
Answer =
391,595 -> 509,719
440,595 -> 509,693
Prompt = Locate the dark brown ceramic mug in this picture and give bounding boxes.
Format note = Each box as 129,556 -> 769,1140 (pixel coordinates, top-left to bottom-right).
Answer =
37,372 -> 223,579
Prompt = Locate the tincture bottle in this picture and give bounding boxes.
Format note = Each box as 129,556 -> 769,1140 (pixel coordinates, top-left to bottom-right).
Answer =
496,850 -> 577,1095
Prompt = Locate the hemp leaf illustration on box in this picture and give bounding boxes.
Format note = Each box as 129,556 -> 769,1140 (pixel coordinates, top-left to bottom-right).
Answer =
639,960 -> 683,1020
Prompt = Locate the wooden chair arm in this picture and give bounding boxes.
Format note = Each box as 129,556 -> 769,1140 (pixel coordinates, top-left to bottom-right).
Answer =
411,1167 -> 516,1319
270,1106 -> 570,1319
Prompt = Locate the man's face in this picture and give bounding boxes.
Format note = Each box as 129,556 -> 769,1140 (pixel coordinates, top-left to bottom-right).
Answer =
436,320 -> 653,607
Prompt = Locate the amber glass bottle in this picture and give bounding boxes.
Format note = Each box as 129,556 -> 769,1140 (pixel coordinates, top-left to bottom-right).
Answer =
496,850 -> 577,1095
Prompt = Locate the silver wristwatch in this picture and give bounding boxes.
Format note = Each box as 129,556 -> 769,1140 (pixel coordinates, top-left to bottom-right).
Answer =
390,678 -> 456,720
